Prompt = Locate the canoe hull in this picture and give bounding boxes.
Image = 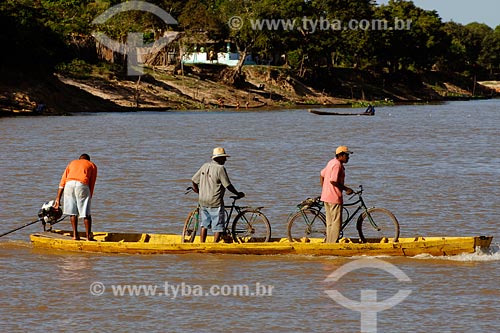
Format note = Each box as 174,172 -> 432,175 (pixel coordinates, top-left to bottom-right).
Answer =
308,109 -> 374,116
29,230 -> 493,257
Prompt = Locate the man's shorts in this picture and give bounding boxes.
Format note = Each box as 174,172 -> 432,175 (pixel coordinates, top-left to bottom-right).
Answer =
199,206 -> 225,232
63,180 -> 91,218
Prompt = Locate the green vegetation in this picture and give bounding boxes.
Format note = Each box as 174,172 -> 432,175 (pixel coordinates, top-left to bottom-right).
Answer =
0,0 -> 499,115
1,0 -> 499,79
55,60 -> 122,79
351,100 -> 394,108
1,1 -> 499,72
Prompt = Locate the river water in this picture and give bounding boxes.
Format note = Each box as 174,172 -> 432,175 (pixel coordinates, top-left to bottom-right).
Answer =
1,100 -> 499,332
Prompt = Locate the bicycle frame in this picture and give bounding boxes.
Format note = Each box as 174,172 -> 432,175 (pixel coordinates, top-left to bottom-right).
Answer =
222,197 -> 245,234
341,195 -> 365,231
184,187 -> 268,242
287,185 -> 399,242
191,197 -> 244,235
294,186 -> 375,237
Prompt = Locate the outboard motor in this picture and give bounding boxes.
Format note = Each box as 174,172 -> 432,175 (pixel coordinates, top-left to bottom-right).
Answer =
38,200 -> 63,231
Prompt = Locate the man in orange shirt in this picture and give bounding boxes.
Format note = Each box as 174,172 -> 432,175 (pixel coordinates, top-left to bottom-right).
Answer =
320,146 -> 353,243
54,154 -> 98,240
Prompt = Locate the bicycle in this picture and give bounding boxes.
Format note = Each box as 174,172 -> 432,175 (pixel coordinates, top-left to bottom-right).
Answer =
182,187 -> 272,243
286,185 -> 400,243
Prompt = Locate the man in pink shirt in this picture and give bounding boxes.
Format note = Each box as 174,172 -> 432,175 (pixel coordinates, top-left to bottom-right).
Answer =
54,154 -> 98,240
320,146 -> 353,243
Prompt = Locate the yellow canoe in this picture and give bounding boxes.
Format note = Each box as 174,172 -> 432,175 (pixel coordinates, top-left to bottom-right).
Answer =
29,230 -> 493,257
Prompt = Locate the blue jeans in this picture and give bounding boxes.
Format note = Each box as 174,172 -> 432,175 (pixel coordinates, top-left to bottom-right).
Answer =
199,206 -> 225,232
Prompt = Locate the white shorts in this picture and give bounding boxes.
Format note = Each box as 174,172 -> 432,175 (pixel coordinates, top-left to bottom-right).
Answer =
63,180 -> 91,218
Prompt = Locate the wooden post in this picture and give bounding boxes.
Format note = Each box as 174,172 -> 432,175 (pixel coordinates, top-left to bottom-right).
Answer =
135,75 -> 141,108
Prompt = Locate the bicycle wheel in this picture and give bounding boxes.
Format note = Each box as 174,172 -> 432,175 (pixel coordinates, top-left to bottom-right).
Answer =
356,207 -> 400,243
231,209 -> 271,243
182,207 -> 199,243
287,209 -> 326,242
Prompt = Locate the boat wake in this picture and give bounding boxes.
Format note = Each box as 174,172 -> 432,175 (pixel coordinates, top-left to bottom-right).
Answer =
412,243 -> 500,262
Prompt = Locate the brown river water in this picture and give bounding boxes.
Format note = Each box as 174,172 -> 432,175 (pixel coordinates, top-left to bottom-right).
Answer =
1,100 -> 499,332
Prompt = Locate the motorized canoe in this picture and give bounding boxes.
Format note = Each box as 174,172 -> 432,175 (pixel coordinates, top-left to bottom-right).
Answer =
308,109 -> 375,116
29,230 -> 493,257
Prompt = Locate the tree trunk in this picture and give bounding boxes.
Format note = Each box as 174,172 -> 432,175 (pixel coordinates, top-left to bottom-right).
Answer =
235,49 -> 247,75
221,49 -> 247,86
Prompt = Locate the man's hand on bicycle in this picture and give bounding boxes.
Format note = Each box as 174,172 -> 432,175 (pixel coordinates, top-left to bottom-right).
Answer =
347,185 -> 364,198
229,191 -> 245,200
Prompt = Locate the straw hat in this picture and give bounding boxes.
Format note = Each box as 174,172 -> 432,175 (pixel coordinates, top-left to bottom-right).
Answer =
212,147 -> 230,159
335,146 -> 353,155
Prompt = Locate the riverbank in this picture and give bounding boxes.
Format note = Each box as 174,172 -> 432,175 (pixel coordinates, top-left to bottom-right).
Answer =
1,65 -> 498,116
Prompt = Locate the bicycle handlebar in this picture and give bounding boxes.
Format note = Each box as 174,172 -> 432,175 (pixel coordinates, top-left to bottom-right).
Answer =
348,185 -> 364,200
186,186 -> 244,201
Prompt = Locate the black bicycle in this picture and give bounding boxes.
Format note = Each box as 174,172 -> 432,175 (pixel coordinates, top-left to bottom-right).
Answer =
286,185 -> 400,243
182,187 -> 271,243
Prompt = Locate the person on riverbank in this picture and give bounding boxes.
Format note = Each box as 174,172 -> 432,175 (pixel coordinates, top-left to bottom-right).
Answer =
320,146 -> 353,243
53,154 -> 97,241
191,147 -> 245,243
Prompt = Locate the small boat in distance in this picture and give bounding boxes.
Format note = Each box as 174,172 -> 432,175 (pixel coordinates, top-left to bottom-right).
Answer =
309,105 -> 375,116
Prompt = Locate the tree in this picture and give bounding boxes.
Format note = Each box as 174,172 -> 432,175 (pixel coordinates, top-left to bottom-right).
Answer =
214,0 -> 284,84
464,23 -> 493,66
439,22 -> 469,71
253,0 -> 315,74
0,0 -> 68,76
372,0 -> 448,72
440,22 -> 494,74
478,28 -> 500,75
310,0 -> 376,69
178,0 -> 227,55
40,0 -> 108,37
